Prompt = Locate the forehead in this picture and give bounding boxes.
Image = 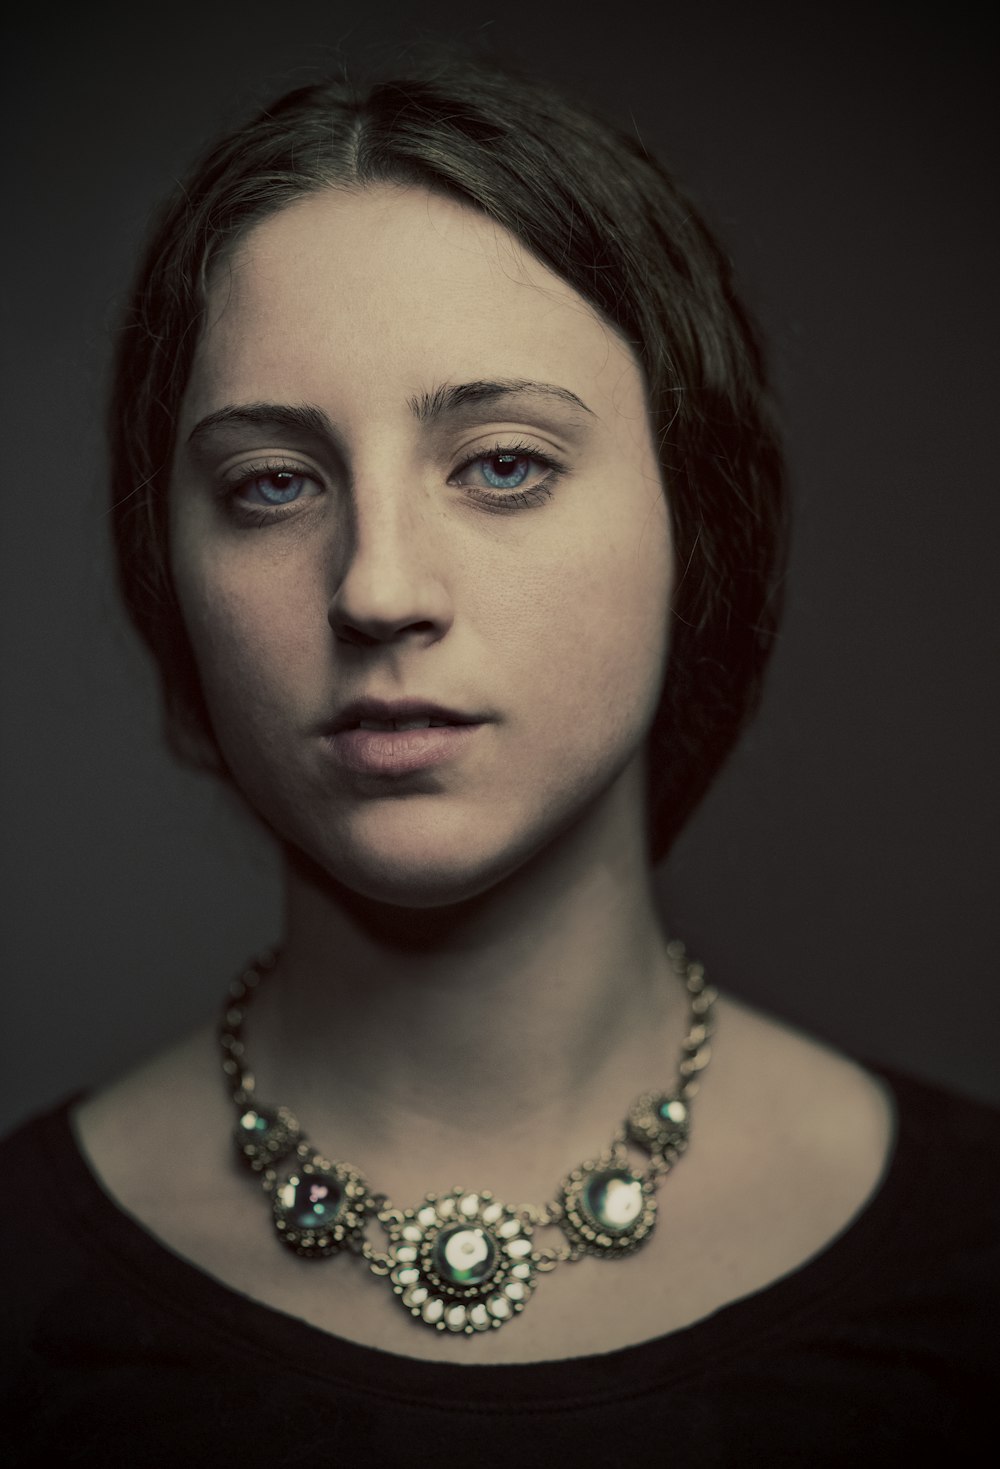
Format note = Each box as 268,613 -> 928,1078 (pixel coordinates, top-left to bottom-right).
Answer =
183,185 -> 647,429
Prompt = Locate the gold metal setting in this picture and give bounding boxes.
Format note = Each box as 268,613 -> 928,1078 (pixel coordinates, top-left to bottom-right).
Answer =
233,1103 -> 300,1172
271,1156 -> 372,1257
626,1092 -> 690,1156
219,938 -> 715,1337
385,1189 -> 537,1333
558,1160 -> 658,1257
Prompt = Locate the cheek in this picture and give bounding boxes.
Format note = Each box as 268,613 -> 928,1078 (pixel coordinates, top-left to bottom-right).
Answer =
173,546 -> 321,738
499,493 -> 673,744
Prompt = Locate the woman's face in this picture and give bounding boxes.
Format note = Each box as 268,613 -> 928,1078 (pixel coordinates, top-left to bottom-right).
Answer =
170,185 -> 673,905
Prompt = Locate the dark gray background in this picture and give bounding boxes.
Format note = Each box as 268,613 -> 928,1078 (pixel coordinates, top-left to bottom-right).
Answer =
2,0 -> 997,1132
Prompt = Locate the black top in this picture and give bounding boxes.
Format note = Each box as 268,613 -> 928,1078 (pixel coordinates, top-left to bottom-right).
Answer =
3,1067 -> 998,1467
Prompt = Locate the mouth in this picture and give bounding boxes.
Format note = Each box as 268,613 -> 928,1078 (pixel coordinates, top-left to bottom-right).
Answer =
330,698 -> 483,733
324,699 -> 487,777
354,715 -> 455,731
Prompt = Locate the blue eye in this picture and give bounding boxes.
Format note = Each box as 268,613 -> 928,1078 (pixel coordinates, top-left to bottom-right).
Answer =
451,444 -> 563,503
478,453 -> 532,490
239,470 -> 313,505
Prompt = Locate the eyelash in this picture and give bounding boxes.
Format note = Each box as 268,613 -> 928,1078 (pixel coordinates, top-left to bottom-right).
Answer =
219,440 -> 565,527
220,458 -> 322,528
449,439 -> 565,513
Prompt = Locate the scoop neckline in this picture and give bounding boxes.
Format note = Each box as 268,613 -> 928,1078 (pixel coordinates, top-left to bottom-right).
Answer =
46,1064 -> 915,1410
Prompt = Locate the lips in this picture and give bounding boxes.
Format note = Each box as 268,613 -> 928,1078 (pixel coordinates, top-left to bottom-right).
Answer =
324,699 -> 486,777
332,698 -> 478,733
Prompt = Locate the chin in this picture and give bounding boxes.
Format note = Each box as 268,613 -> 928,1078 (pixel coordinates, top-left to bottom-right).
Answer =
283,799 -> 543,911
286,787 -> 607,910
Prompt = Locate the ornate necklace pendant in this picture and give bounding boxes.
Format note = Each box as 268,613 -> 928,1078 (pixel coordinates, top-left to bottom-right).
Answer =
272,1157 -> 372,1257
559,1158 -> 657,1256
385,1189 -> 537,1334
627,1091 -> 691,1155
554,1093 -> 690,1258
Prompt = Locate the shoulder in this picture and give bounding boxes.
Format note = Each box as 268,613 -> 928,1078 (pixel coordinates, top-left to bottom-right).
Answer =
699,997 -> 1000,1297
869,1062 -> 1000,1255
704,997 -> 896,1208
0,1026 -> 226,1358
0,1094 -> 104,1381
71,1021 -> 225,1208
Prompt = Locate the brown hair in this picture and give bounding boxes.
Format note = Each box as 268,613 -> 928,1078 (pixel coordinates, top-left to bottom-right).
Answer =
109,53 -> 788,861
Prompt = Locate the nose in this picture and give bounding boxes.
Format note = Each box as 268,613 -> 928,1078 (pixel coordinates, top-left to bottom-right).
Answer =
327,482 -> 454,649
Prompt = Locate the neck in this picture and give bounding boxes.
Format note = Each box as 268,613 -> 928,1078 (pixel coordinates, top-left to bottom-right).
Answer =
246,787 -> 685,1201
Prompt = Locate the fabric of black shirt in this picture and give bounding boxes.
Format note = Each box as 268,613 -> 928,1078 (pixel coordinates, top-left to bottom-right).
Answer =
2,1065 -> 998,1467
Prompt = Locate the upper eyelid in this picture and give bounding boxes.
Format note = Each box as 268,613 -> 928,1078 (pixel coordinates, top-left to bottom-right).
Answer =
210,434 -> 567,492
453,444 -> 553,464
220,455 -> 326,487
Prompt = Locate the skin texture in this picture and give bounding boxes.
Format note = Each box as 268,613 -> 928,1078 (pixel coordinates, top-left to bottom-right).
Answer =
169,185 -> 674,909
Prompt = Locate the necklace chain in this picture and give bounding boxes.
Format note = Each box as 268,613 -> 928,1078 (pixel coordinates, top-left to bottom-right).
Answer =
220,939 -> 715,1336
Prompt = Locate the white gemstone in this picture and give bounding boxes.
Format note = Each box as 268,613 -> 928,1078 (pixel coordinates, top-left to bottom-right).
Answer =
394,1245 -> 418,1263
487,1294 -> 513,1320
582,1171 -> 644,1232
468,1303 -> 491,1331
421,1297 -> 445,1324
393,1266 -> 419,1287
402,1225 -> 423,1243
444,1304 -> 468,1332
504,1281 -> 525,1302
604,1179 -> 643,1227
511,1262 -> 532,1279
437,1197 -> 456,1218
417,1206 -> 438,1227
481,1202 -> 503,1225
497,1218 -> 521,1239
663,1099 -> 688,1124
459,1193 -> 480,1217
505,1238 -> 532,1258
402,1285 -> 428,1308
434,1226 -> 497,1285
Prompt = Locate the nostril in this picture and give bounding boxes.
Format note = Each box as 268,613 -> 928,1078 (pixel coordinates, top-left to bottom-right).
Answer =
330,608 -> 444,647
332,620 -> 382,649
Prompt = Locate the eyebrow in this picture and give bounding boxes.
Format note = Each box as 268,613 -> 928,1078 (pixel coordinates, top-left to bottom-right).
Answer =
185,380 -> 595,448
408,379 -> 596,423
186,402 -> 334,447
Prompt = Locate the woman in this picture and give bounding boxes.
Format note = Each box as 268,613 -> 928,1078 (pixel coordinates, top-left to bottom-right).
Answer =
4,54 -> 997,1463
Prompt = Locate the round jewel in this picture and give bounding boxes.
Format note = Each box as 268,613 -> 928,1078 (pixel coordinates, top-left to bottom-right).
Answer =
430,1225 -> 500,1288
580,1169 -> 645,1233
275,1173 -> 344,1231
